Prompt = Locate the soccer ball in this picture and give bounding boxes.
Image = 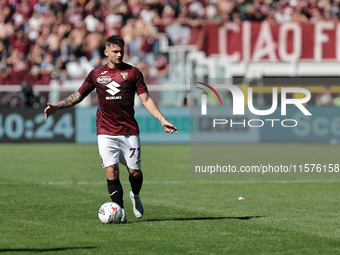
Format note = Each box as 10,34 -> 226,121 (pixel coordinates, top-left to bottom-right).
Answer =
98,202 -> 122,224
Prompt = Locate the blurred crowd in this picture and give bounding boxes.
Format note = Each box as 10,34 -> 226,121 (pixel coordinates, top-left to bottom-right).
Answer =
316,86 -> 340,106
1,0 -> 340,89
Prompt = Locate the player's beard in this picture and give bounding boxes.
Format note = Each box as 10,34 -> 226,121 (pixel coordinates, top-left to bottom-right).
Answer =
110,57 -> 123,67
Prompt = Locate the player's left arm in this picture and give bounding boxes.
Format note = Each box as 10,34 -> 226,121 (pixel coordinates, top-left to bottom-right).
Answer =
139,92 -> 178,134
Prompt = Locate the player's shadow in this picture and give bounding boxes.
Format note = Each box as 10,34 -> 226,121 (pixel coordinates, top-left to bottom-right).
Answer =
0,247 -> 96,253
135,216 -> 264,223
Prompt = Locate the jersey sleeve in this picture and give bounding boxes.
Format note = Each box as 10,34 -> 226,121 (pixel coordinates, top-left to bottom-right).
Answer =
78,70 -> 96,97
133,68 -> 148,95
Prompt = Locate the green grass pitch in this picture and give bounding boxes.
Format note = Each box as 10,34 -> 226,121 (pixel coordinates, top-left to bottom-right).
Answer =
0,143 -> 339,254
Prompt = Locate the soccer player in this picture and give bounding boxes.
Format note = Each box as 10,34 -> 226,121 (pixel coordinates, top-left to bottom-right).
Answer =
44,35 -> 177,223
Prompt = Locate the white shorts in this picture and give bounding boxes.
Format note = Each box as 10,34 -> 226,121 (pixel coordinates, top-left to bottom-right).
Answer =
98,134 -> 141,170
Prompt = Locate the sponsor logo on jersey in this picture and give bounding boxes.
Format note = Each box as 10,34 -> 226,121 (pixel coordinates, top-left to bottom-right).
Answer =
106,80 -> 122,100
120,72 -> 128,80
100,71 -> 108,75
106,96 -> 122,100
97,76 -> 112,83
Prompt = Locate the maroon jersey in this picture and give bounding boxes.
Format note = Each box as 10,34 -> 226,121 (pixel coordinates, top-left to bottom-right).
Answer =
78,63 -> 148,135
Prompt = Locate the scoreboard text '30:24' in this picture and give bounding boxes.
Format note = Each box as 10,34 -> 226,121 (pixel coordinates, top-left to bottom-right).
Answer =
0,108 -> 75,143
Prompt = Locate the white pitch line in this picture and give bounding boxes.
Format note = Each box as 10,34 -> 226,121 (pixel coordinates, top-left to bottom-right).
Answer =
0,180 -> 340,185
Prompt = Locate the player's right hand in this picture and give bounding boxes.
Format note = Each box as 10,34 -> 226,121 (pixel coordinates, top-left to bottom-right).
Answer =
44,103 -> 58,119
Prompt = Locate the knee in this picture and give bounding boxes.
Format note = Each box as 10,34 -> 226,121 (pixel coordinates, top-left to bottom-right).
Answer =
129,169 -> 141,178
106,165 -> 119,180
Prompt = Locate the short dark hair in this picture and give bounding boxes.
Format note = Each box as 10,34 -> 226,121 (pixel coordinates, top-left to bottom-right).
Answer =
105,35 -> 125,49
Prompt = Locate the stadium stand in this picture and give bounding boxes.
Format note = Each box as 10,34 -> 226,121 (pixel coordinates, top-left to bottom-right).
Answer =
1,0 -> 340,107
